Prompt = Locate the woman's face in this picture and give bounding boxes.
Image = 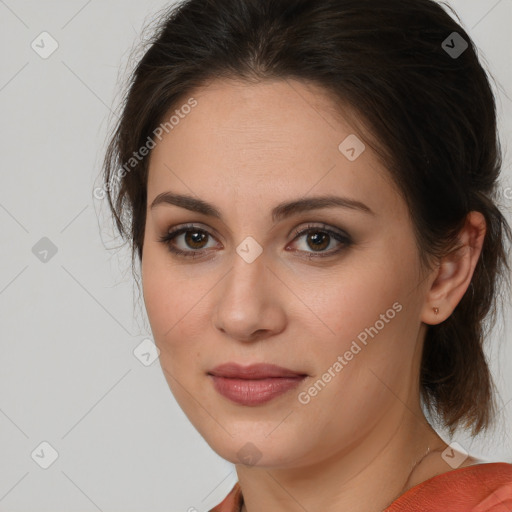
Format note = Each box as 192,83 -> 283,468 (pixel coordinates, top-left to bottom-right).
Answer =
142,78 -> 433,469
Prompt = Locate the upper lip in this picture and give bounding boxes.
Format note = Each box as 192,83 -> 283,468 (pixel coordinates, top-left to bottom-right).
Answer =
208,363 -> 307,379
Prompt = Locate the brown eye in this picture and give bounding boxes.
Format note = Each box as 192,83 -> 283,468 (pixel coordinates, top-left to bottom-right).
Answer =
288,224 -> 352,257
158,223 -> 352,260
305,231 -> 330,251
158,225 -> 220,257
183,230 -> 209,249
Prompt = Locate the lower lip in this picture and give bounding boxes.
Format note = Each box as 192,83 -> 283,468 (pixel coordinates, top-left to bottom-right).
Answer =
209,375 -> 306,406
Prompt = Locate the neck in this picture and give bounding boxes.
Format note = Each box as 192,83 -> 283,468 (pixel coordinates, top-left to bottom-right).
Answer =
236,406 -> 446,512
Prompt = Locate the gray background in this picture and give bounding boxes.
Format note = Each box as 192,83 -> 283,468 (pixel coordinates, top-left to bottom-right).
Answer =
0,0 -> 511,510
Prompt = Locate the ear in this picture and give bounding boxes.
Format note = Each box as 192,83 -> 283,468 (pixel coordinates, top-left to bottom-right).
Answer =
421,211 -> 486,325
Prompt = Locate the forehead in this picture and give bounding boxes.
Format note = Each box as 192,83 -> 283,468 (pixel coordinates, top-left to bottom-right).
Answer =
146,78 -> 402,219
151,78 -> 361,167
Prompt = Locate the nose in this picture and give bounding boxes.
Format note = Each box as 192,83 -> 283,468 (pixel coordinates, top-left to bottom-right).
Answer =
212,250 -> 287,343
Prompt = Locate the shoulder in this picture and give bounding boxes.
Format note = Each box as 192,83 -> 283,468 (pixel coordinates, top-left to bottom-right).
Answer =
208,464 -> 512,511
386,462 -> 512,512
208,482 -> 243,512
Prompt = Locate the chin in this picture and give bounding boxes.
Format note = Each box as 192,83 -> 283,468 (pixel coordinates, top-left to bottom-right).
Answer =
196,424 -> 307,469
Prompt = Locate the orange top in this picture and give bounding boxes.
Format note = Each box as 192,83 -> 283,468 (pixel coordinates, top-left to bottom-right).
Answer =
209,463 -> 512,512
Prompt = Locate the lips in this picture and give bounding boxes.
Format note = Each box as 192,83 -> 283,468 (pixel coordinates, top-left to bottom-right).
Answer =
208,362 -> 307,379
207,363 -> 307,406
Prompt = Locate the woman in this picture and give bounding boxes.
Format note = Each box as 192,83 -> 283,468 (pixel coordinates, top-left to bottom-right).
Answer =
101,0 -> 512,510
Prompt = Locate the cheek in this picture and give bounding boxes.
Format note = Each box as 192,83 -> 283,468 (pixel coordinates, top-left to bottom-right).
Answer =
289,270 -> 417,450
298,244 -> 420,398
304,262 -> 406,349
141,242 -> 212,375
141,254 -> 201,411
141,244 -> 189,353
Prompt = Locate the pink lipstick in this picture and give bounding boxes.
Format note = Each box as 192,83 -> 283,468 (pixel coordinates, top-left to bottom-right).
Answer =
208,363 -> 307,406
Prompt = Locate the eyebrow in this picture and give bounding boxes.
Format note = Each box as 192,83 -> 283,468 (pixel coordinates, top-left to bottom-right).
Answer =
150,191 -> 375,222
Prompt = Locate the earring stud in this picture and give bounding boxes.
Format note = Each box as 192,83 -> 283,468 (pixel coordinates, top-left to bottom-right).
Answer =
433,307 -> 439,315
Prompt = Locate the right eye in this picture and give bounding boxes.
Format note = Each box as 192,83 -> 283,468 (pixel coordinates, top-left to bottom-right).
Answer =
158,224 -> 221,258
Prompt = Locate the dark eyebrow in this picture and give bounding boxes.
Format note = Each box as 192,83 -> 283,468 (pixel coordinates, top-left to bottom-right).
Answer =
150,191 -> 375,221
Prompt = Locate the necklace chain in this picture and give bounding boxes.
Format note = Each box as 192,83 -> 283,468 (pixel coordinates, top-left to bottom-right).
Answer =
381,444 -> 434,511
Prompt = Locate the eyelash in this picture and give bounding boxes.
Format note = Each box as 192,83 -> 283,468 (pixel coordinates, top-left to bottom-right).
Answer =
158,223 -> 352,260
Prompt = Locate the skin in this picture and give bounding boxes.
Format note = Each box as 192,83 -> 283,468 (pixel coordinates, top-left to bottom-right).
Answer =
141,78 -> 485,512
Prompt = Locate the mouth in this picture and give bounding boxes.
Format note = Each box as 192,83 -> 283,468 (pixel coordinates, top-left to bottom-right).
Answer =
207,362 -> 308,406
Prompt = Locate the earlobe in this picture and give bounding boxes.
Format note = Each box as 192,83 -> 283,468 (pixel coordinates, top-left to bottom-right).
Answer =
421,211 -> 486,325
422,257 -> 466,324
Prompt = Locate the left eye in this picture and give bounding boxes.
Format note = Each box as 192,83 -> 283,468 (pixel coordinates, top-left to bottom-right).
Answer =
288,224 -> 352,256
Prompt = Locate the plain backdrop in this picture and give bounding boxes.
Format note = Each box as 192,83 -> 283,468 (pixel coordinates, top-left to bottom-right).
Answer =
0,0 -> 511,511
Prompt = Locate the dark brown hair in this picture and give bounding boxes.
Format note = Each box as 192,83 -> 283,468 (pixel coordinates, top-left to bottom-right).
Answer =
101,0 -> 512,435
